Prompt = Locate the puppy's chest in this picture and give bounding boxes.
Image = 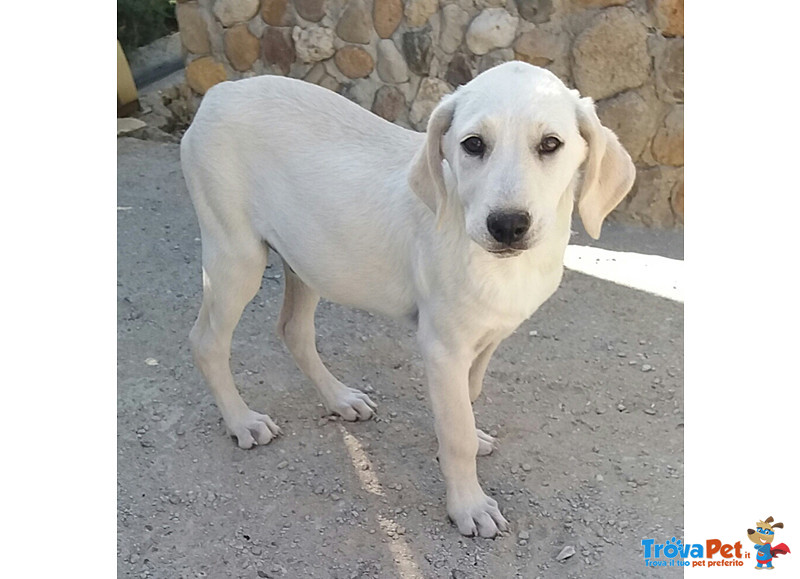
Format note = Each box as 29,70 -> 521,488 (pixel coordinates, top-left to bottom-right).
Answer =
464,262 -> 564,330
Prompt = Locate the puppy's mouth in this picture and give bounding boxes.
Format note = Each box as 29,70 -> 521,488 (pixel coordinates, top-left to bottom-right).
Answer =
486,236 -> 536,258
488,248 -> 524,258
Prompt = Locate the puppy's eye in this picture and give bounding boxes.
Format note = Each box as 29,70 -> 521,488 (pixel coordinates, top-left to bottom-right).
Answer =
461,136 -> 486,157
538,135 -> 562,154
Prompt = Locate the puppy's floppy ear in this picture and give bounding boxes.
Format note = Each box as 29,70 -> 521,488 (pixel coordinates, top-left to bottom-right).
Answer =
409,94 -> 456,219
575,97 -> 636,239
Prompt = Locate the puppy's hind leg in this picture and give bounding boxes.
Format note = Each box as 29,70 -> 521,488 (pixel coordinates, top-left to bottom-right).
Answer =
277,263 -> 377,420
190,240 -> 281,449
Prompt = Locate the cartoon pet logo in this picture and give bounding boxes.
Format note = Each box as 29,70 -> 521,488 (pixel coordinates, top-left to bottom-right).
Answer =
747,516 -> 791,570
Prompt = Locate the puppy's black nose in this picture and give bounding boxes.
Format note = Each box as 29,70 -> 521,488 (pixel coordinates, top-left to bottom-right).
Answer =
487,211 -> 531,246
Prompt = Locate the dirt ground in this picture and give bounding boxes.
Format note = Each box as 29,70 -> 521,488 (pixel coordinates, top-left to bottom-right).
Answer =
117,136 -> 683,578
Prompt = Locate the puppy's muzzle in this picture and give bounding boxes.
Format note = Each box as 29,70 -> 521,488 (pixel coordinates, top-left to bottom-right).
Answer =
487,210 -> 531,251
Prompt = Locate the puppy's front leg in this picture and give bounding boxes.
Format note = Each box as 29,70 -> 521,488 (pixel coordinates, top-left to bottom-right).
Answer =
419,321 -> 509,538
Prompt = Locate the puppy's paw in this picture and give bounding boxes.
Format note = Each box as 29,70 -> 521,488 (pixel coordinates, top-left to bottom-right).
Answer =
326,386 -> 377,421
225,410 -> 282,449
448,488 -> 509,538
476,428 -> 496,456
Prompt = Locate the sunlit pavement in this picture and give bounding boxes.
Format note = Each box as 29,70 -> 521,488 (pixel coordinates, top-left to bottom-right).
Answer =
566,220 -> 683,303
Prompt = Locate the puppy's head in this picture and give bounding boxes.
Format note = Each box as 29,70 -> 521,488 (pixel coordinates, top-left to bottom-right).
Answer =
410,62 -> 635,255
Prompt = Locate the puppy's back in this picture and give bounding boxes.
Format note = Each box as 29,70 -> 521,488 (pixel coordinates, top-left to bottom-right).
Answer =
189,76 -> 415,154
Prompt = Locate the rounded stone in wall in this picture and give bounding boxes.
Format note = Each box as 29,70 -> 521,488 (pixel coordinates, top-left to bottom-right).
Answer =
337,0 -> 373,45
403,27 -> 434,76
650,0 -> 684,37
651,36 -> 683,104
440,4 -> 471,55
304,63 -> 340,92
263,27 -> 296,75
376,39 -> 409,84
224,24 -> 260,71
465,9 -> 519,56
261,0 -> 293,27
445,53 -> 474,87
186,56 -> 227,95
176,3 -> 210,54
292,26 -> 336,63
572,7 -> 651,101
212,0 -> 260,27
372,85 -> 407,122
247,17 -> 268,39
624,166 -> 683,228
335,46 -> 375,79
517,0 -> 554,24
513,29 -> 565,67
652,105 -> 683,166
405,0 -> 439,28
295,0 -> 326,22
374,0 -> 404,39
596,87 -> 662,163
410,77 -> 453,129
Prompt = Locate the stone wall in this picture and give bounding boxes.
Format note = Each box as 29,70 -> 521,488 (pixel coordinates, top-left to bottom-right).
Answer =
175,0 -> 683,228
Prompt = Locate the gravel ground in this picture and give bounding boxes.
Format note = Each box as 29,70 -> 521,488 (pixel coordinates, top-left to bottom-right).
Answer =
117,136 -> 683,578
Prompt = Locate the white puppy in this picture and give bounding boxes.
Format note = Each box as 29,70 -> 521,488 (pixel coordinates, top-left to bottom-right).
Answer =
181,61 -> 635,538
